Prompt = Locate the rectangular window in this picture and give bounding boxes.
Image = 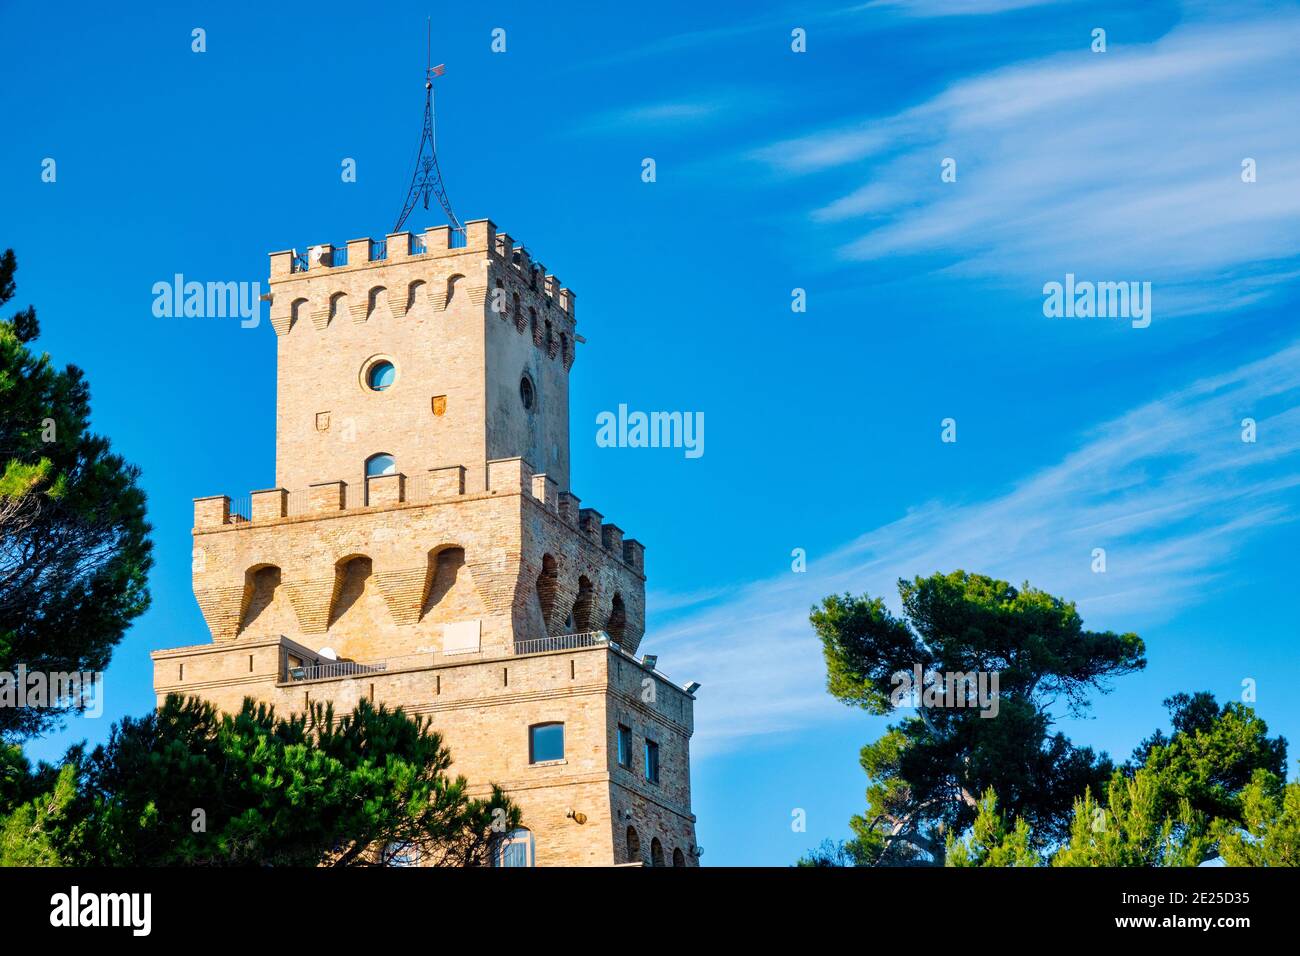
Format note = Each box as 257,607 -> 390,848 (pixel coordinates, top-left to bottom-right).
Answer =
529,722 -> 565,763
617,724 -> 632,769
644,739 -> 660,784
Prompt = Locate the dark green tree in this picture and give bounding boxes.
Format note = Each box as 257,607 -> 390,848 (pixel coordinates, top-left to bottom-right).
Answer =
1128,691 -> 1286,825
1214,769 -> 1300,866
0,248 -> 153,739
795,838 -> 872,867
2,694 -> 520,866
812,571 -> 1145,864
941,694 -> 1292,867
946,788 -> 1041,867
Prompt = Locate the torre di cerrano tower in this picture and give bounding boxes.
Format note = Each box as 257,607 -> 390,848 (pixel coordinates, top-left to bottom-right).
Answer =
151,220 -> 700,867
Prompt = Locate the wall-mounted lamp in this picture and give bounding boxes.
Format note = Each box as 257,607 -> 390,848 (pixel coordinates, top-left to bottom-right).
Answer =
566,809 -> 588,825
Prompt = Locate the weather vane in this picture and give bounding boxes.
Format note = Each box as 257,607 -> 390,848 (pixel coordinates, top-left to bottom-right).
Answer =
394,16 -> 461,235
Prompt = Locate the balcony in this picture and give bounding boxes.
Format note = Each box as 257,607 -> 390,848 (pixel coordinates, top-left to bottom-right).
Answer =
285,632 -> 612,683
512,631 -> 609,655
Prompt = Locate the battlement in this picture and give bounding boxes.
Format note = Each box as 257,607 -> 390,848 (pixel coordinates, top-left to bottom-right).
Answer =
194,457 -> 644,575
268,218 -> 576,326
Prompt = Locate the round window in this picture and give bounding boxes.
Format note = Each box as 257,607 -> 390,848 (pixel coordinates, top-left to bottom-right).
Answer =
520,374 -> 535,410
367,361 -> 396,391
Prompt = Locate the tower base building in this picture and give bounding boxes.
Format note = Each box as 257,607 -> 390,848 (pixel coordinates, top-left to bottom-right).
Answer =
151,221 -> 699,867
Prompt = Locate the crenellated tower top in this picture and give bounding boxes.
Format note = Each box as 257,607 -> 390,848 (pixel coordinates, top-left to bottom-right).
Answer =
266,218 -> 579,496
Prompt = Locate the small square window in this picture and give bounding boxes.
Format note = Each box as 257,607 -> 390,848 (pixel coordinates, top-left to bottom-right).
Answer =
529,722 -> 564,763
644,739 -> 660,784
617,724 -> 632,769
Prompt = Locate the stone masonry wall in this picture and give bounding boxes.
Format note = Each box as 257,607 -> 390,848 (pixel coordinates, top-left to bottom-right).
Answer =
152,639 -> 697,867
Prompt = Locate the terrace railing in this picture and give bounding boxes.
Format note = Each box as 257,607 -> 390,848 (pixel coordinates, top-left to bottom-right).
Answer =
513,631 -> 610,655
283,634 -> 613,683
289,660 -> 387,682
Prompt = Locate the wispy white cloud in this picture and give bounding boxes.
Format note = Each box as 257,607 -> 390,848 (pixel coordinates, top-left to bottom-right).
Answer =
563,2 -> 895,74
752,11 -> 1300,317
862,0 -> 1066,16
570,93 -> 758,136
652,340 -> 1300,755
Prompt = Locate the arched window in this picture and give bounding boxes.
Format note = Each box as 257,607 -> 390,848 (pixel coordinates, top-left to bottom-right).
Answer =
571,576 -> 594,631
650,837 -> 664,867
330,555 -> 372,627
535,554 -> 558,628
673,847 -> 686,867
496,827 -> 535,867
329,291 -> 348,321
406,280 -> 426,314
365,453 -> 396,477
367,286 -> 388,321
445,274 -> 464,307
382,842 -> 419,867
607,593 -> 627,643
626,826 -> 641,864
242,564 -> 290,635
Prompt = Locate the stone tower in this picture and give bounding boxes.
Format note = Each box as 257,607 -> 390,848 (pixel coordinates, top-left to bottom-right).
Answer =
151,220 -> 699,867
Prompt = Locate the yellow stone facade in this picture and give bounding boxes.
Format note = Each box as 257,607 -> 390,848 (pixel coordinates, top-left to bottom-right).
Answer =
152,220 -> 699,866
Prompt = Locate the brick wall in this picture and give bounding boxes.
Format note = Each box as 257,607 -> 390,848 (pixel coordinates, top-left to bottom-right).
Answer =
152,639 -> 698,866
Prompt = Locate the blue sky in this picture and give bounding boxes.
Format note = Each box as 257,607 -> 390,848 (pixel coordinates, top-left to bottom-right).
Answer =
3,0 -> 1299,866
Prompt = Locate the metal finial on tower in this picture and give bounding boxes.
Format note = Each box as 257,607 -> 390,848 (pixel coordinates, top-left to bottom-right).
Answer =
394,16 -> 461,235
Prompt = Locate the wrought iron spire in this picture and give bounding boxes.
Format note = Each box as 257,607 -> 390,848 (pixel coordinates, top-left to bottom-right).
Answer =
394,17 -> 460,235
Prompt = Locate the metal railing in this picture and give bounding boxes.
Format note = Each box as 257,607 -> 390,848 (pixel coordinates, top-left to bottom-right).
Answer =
403,474 -> 439,505
223,479 -> 417,524
450,227 -> 467,248
330,245 -> 348,267
289,660 -> 387,682
344,480 -> 366,510
284,635 -> 612,683
370,239 -> 387,261
228,495 -> 251,523
409,235 -> 426,256
285,489 -> 312,517
513,631 -> 609,655
291,251 -> 309,273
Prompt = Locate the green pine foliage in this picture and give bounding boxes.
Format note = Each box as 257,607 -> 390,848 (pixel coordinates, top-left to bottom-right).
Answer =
0,695 -> 520,867
806,570 -> 1297,867
0,248 -> 153,739
811,571 -> 1143,864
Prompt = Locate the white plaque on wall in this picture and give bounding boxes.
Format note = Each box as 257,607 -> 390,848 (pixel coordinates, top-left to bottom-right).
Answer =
443,619 -> 482,655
